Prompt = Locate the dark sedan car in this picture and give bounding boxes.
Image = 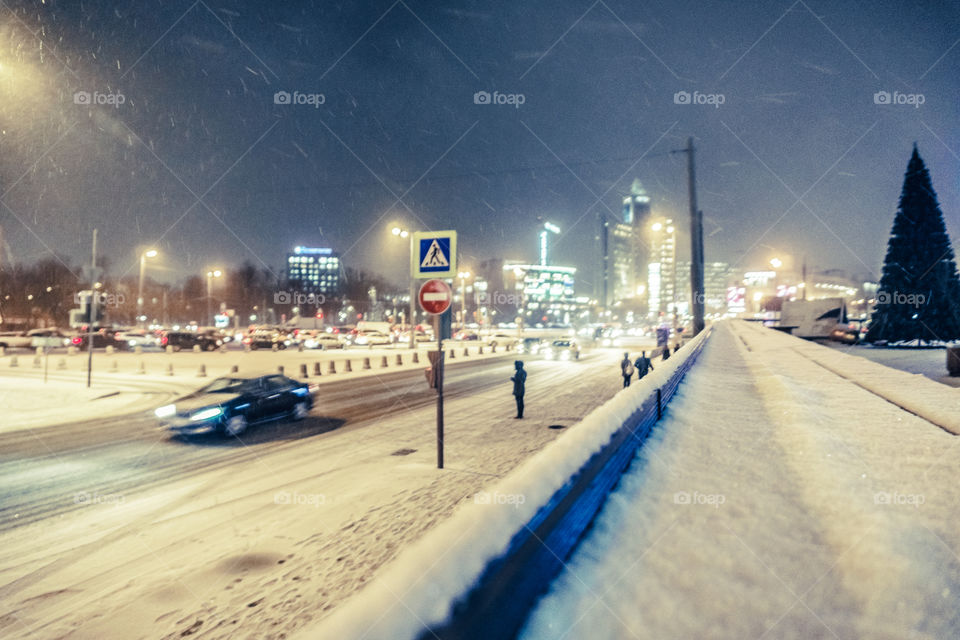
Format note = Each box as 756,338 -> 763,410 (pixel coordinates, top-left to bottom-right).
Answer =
161,330 -> 222,352
155,375 -> 316,436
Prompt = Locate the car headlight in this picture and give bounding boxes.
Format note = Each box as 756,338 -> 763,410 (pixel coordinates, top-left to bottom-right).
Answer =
155,404 -> 177,418
190,407 -> 223,421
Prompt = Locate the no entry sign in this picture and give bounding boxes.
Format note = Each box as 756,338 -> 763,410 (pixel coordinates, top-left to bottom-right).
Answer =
418,279 -> 452,315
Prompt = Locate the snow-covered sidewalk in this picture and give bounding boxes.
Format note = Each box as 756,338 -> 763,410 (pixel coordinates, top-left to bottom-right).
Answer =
521,320 -> 960,639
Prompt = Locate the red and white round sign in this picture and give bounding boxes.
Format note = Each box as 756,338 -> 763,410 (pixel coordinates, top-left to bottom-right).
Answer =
418,279 -> 452,315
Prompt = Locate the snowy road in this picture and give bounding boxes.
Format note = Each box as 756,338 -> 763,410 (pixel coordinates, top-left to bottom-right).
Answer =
522,321 -> 960,640
0,350 -> 625,639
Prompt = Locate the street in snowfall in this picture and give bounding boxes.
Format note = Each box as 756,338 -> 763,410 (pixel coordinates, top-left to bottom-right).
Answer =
1,1 -> 959,639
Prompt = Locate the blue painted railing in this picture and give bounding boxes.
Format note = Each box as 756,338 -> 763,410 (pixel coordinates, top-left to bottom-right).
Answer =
419,329 -> 712,640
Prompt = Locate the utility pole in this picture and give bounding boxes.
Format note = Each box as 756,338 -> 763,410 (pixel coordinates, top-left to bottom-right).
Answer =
673,137 -> 705,336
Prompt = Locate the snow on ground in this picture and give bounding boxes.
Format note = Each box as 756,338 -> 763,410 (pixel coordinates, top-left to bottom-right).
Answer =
824,340 -> 960,388
0,344 -> 508,433
297,331 -> 710,640
521,320 -> 960,640
0,372 -> 203,432
0,353 -> 629,640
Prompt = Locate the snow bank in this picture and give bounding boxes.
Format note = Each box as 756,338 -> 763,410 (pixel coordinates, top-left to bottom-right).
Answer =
293,330 -> 712,640
748,325 -> 960,434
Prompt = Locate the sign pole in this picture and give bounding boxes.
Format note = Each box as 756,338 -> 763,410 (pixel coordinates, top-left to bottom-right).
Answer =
435,313 -> 444,469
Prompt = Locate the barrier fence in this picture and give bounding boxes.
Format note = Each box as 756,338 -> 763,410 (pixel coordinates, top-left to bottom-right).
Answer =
420,328 -> 713,640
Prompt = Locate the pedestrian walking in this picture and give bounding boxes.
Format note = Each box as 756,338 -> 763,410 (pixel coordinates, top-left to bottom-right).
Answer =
620,352 -> 634,387
634,351 -> 654,380
662,344 -> 671,361
511,360 -> 527,418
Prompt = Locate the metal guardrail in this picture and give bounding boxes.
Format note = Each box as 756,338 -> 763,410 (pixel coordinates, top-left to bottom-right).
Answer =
419,328 -> 713,640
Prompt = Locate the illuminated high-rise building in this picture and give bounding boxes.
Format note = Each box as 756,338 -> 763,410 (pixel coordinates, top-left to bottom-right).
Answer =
286,246 -> 341,294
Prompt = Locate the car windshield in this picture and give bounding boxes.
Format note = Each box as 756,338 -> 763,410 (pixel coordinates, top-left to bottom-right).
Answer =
202,377 -> 257,394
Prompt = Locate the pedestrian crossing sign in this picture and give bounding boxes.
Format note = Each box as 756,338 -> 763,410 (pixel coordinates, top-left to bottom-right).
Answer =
412,230 -> 457,278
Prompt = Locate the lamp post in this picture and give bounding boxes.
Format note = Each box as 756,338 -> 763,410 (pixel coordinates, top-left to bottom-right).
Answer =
137,249 -> 158,326
206,269 -> 222,327
457,271 -> 471,331
391,226 -> 416,349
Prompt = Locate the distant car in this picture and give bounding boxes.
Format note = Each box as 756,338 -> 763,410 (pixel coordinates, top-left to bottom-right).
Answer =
156,374 -> 316,436
829,323 -> 861,345
70,328 -> 121,349
162,330 -> 222,352
243,329 -> 290,350
298,331 -> 344,350
115,329 -> 161,349
399,330 -> 432,343
352,330 -> 392,346
543,339 -> 580,361
454,331 -> 480,341
516,337 -> 543,355
0,328 -> 71,349
486,332 -> 515,347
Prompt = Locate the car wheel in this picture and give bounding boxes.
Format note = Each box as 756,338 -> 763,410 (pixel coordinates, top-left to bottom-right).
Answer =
292,401 -> 309,421
224,415 -> 248,436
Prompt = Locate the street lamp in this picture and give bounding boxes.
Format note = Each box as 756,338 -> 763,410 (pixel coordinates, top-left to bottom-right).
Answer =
137,249 -> 158,326
206,269 -> 222,327
457,271 -> 471,331
390,225 -> 416,349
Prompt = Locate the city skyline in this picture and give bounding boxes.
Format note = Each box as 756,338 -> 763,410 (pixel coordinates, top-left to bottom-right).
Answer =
0,1 -> 957,297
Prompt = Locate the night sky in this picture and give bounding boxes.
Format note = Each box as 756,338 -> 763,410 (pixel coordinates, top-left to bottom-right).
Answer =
0,0 -> 957,294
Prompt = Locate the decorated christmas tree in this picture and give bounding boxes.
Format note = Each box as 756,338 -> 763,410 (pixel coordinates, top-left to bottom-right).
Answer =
867,145 -> 960,344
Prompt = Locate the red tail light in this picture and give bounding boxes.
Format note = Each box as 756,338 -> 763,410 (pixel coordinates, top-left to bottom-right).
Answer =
161,336 -> 168,346
72,336 -> 82,345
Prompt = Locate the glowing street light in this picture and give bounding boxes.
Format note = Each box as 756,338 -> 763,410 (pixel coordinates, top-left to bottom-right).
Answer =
206,269 -> 223,326
138,249 -> 159,326
458,271 -> 471,330
390,225 -> 416,348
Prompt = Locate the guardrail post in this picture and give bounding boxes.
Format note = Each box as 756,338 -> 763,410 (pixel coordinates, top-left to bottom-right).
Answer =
300,363 -> 308,378
345,360 -> 353,372
396,353 -> 403,366
277,365 -> 284,375
412,352 -> 420,364
381,355 -> 389,368
328,361 -> 337,374
197,364 -> 206,377
363,357 -> 371,370
656,388 -> 662,420
314,362 -> 322,376
167,363 -> 174,376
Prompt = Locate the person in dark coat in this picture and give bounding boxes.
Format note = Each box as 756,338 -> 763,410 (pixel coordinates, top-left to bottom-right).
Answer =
634,351 -> 654,380
662,344 -> 671,361
620,352 -> 634,387
511,360 -> 527,418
